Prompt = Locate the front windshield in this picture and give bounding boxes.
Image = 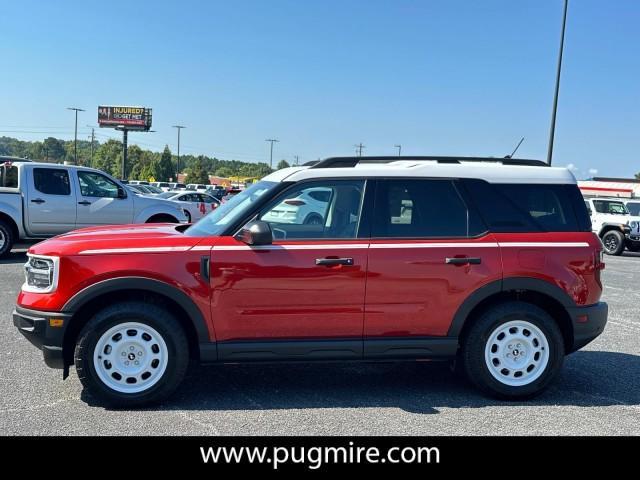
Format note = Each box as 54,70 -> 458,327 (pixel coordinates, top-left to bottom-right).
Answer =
593,200 -> 629,215
185,181 -> 277,237
627,202 -> 640,216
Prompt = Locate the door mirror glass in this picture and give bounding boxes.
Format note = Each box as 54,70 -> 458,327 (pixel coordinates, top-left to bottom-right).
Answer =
235,220 -> 273,246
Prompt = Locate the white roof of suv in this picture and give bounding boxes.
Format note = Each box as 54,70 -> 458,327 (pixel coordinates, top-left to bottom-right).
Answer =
264,157 -> 576,185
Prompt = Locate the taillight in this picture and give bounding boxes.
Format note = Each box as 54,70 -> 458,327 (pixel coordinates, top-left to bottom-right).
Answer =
284,199 -> 306,207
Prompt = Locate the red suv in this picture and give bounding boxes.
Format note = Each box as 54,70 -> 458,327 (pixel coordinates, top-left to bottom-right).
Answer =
14,156 -> 608,407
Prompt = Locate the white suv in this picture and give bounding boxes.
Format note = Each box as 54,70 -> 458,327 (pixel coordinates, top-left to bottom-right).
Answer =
584,197 -> 640,254
261,187 -> 332,226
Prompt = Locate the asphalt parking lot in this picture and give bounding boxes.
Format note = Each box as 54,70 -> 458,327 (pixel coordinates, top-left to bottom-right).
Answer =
1,248 -> 639,436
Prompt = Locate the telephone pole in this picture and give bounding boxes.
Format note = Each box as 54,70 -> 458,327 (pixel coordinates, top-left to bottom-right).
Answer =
173,125 -> 186,180
547,0 -> 569,166
394,144 -> 402,156
265,139 -> 279,169
294,155 -> 300,166
67,107 -> 85,164
354,143 -> 365,157
87,126 -> 95,167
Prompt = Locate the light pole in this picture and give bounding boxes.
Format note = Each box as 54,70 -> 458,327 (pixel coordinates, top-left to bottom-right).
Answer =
173,125 -> 186,180
87,125 -> 95,167
265,139 -> 279,169
67,107 -> 84,164
394,144 -> 402,156
354,143 -> 365,157
547,0 -> 569,166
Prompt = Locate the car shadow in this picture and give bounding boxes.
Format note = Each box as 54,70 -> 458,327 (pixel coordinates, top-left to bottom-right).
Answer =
0,251 -> 27,265
83,350 -> 640,412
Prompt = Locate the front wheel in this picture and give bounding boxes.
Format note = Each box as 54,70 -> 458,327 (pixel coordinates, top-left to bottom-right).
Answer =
462,302 -> 564,400
601,230 -> 625,255
74,302 -> 189,407
0,219 -> 15,258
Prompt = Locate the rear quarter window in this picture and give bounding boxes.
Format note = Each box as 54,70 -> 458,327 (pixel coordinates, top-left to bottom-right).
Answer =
462,180 -> 589,233
627,202 -> 640,216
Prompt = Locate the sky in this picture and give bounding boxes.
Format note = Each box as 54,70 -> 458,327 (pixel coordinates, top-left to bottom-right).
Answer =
1,0 -> 639,178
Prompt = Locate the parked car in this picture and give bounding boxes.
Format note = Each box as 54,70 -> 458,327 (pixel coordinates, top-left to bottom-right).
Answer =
129,180 -> 150,186
169,182 -> 186,191
206,185 -> 227,200
154,190 -> 220,222
150,182 -> 172,192
186,183 -> 210,192
583,197 -> 640,254
261,186 -> 331,225
13,156 -> 607,407
0,161 -> 188,256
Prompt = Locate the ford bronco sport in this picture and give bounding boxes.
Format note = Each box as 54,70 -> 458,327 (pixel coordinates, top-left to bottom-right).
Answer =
13,156 -> 608,407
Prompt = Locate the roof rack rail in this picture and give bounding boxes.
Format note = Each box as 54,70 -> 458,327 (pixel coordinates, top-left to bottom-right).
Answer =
310,156 -> 549,169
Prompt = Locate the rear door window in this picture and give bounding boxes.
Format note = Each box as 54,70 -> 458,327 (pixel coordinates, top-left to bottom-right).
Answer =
372,179 -> 485,238
33,168 -> 71,195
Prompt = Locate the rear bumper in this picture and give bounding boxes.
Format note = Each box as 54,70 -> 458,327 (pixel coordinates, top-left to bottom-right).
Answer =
566,302 -> 608,353
12,306 -> 71,369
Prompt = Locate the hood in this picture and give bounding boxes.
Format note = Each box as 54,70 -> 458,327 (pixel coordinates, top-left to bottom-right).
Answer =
29,223 -> 202,257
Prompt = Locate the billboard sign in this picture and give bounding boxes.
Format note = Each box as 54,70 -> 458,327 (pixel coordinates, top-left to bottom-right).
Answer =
98,106 -> 152,130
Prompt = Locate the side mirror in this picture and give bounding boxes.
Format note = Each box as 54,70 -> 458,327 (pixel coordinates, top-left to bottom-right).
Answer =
235,220 -> 273,246
117,186 -> 127,199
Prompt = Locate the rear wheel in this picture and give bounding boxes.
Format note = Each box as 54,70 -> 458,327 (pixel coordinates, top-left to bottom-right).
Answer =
602,230 -> 625,255
303,213 -> 324,225
0,219 -> 15,258
462,302 -> 564,400
74,302 -> 189,407
146,214 -> 178,223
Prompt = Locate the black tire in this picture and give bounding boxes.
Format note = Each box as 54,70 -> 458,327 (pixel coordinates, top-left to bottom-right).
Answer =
0,219 -> 14,258
146,214 -> 178,223
601,230 -> 625,255
462,301 -> 564,400
74,302 -> 189,408
303,214 -> 323,225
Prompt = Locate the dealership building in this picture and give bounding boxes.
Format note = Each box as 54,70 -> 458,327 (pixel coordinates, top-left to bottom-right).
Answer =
578,177 -> 640,199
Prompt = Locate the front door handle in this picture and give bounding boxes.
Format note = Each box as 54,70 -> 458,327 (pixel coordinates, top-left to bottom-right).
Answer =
30,198 -> 45,204
445,257 -> 481,265
78,200 -> 91,206
316,257 -> 354,266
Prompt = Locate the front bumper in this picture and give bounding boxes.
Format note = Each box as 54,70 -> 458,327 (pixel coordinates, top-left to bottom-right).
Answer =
566,302 -> 608,353
13,306 -> 71,369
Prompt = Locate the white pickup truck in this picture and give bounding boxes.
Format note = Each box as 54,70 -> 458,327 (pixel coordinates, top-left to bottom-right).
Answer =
0,161 -> 188,257
584,197 -> 640,255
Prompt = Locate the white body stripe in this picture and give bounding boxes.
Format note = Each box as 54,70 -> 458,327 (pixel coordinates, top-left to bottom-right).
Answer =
79,246 -> 191,255
78,241 -> 591,255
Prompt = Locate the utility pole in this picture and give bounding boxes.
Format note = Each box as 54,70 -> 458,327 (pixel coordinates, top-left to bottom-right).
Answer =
265,139 -> 279,169
294,155 -> 300,166
67,107 -> 84,164
354,143 -> 365,157
547,0 -> 569,166
87,126 -> 95,167
394,144 -> 402,156
173,125 -> 186,180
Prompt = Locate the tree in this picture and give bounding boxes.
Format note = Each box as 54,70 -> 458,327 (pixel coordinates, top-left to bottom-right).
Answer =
215,166 -> 235,178
42,137 -> 66,162
185,155 -> 210,184
156,145 -> 175,181
636,172 -> 640,180
277,159 -> 290,170
93,139 -> 122,177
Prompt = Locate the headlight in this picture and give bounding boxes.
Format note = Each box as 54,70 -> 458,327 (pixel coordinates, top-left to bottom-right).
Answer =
631,221 -> 638,230
23,255 -> 59,293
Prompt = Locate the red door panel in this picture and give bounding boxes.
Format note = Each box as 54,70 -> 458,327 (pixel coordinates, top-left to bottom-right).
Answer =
210,238 -> 368,341
364,235 -> 502,337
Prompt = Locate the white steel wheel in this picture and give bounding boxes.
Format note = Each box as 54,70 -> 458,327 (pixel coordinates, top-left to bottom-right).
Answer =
484,320 -> 550,387
93,322 -> 169,394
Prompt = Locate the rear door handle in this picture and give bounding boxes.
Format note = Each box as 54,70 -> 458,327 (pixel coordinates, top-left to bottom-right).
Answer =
78,200 -> 91,206
316,257 -> 354,266
445,257 -> 481,265
30,198 -> 45,204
